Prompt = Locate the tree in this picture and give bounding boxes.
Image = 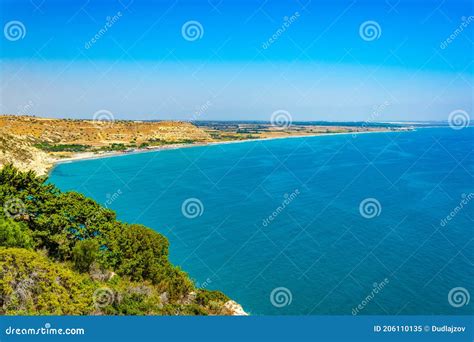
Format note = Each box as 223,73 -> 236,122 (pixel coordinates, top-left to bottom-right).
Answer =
72,238 -> 100,272
107,223 -> 169,281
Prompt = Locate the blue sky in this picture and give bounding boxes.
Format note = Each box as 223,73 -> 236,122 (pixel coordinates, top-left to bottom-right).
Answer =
0,0 -> 472,121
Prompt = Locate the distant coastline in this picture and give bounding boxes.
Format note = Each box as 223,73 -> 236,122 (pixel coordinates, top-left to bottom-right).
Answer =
0,114 -> 415,177
50,128 -> 411,170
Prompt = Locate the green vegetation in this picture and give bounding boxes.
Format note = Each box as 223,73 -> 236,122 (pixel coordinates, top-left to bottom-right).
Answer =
208,132 -> 243,141
98,143 -> 130,151
34,142 -> 90,152
0,165 -> 233,315
1,247 -> 94,315
34,142 -> 139,154
0,219 -> 33,249
146,138 -> 197,146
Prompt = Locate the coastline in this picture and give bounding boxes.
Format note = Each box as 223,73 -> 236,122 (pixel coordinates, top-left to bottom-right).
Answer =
49,128 -> 410,172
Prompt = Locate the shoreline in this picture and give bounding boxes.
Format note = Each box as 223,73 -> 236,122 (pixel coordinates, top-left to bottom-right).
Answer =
49,129 -> 411,172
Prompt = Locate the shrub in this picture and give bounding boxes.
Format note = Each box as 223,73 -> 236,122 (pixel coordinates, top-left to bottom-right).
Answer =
0,248 -> 95,315
72,238 -> 100,272
0,218 -> 33,249
107,224 -> 169,281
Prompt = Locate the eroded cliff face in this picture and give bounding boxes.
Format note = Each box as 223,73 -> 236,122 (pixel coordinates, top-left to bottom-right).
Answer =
0,115 -> 213,175
0,115 -> 212,147
0,132 -> 55,176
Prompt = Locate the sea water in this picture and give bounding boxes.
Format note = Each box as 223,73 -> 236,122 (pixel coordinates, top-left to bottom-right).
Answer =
50,128 -> 474,315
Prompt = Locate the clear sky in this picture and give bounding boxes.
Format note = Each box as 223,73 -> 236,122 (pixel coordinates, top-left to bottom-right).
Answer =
0,0 -> 472,121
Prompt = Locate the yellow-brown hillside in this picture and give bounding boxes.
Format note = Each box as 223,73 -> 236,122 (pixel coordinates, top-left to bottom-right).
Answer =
0,115 -> 212,146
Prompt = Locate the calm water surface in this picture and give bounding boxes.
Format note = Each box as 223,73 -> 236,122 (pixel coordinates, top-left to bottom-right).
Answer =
50,128 -> 474,315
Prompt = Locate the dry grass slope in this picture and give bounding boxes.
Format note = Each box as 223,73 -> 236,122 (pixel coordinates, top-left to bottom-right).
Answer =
0,115 -> 213,174
0,115 -> 212,146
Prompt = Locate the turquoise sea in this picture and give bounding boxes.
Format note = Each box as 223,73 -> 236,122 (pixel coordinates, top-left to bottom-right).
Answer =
49,128 -> 474,315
